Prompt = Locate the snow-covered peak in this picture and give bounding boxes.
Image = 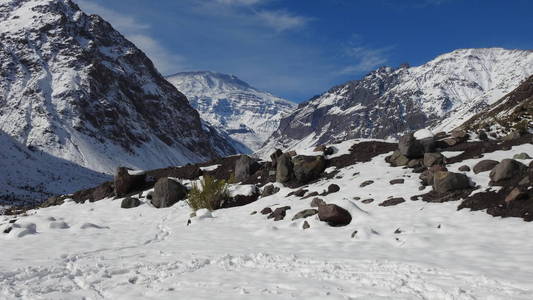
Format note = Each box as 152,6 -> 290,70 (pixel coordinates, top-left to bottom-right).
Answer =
166,71 -> 295,151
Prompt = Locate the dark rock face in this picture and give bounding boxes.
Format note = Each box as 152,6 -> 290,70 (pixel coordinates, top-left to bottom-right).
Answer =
270,149 -> 283,168
292,155 -> 327,184
433,171 -> 471,193
268,206 -> 291,221
490,159 -> 528,184
151,178 -> 187,208
121,197 -> 141,209
261,184 -> 280,197
114,167 -> 146,197
473,160 -> 499,174
419,137 -> 437,153
318,204 -> 352,226
276,153 -> 293,183
292,209 -> 318,220
234,155 -> 259,182
379,198 -> 405,207
399,134 -> 425,159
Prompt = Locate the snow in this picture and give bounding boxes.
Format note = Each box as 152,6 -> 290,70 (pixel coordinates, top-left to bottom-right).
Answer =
166,71 -> 295,152
199,164 -> 221,172
414,129 -> 434,139
228,184 -> 257,197
127,170 -> 146,176
2,142 -> 532,299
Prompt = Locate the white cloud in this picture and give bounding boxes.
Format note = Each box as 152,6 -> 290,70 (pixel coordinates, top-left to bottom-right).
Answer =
215,0 -> 263,6
256,10 -> 310,32
337,46 -> 390,75
76,0 -> 186,74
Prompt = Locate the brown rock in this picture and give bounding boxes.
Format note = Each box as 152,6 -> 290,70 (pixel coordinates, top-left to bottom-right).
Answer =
318,204 -> 352,226
473,160 -> 499,174
379,197 -> 405,207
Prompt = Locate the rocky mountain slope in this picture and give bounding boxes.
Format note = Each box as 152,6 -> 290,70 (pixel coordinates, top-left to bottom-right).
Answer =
0,0 -> 241,176
261,48 -> 533,156
166,71 -> 295,152
0,130 -> 110,208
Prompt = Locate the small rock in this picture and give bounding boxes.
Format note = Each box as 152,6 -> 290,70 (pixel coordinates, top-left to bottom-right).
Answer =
250,211 -> 257,215
121,197 -> 141,209
268,206 -> 291,221
423,152 -> 445,168
394,228 -> 402,234
458,165 -> 471,172
407,159 -> 423,168
327,184 -> 340,193
360,180 -> 374,188
261,207 -> 273,215
379,198 -> 405,207
389,179 -> 404,185
473,160 -> 499,174
318,204 -> 352,226
513,153 -> 532,160
361,198 -> 374,204
287,188 -> 308,197
261,184 -> 280,197
292,209 -> 318,220
351,230 -> 358,238
310,197 -> 326,207
302,220 -> 310,230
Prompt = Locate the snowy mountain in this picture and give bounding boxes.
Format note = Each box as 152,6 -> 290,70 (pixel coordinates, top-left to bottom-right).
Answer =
0,0 -> 241,176
0,130 -> 110,207
166,71 -> 295,152
261,48 -> 533,156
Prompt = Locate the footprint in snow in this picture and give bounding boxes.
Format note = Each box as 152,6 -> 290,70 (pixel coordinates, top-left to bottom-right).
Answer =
80,223 -> 110,229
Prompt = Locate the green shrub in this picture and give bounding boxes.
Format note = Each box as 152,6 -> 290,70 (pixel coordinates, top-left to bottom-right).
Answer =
187,176 -> 230,211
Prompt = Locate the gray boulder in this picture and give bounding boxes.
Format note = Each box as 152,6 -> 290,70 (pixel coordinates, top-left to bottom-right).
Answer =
433,171 -> 471,193
318,204 -> 352,226
292,209 -> 318,221
276,153 -> 293,183
270,149 -> 283,168
388,150 -> 409,167
292,155 -> 327,184
489,159 -> 528,183
151,178 -> 187,208
419,137 -> 437,153
268,206 -> 291,221
423,152 -> 445,167
235,155 -> 258,182
398,133 -> 424,159
261,184 -> 280,197
114,167 -> 146,197
473,160 -> 499,174
310,197 -> 326,207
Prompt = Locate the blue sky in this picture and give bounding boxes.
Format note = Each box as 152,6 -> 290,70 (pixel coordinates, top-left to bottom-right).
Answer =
78,0 -> 533,102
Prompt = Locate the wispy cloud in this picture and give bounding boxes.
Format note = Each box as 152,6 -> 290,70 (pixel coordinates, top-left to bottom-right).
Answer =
337,46 -> 391,75
77,0 -> 186,74
214,0 -> 264,6
256,10 -> 310,32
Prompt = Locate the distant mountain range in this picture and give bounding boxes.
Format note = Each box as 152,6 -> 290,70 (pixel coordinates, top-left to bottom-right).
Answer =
166,71 -> 295,152
260,48 -> 533,156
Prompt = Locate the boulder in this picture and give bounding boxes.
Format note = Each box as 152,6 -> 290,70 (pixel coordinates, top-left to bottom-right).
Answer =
423,152 -> 445,167
310,197 -> 326,207
503,131 -> 521,141
451,130 -> 469,142
388,150 -> 410,167
407,159 -> 423,168
261,184 -> 280,197
151,177 -> 187,208
379,197 -> 405,207
513,153 -> 532,160
327,184 -> 340,193
504,187 -> 527,203
419,137 -> 437,153
433,171 -> 471,193
276,153 -> 294,183
292,209 -> 318,221
473,160 -> 499,174
398,133 -> 424,159
489,159 -> 528,183
114,167 -> 146,197
268,206 -> 291,221
419,165 -> 447,186
270,149 -> 283,168
234,155 -> 259,182
458,165 -> 471,172
318,204 -> 352,226
121,197 -> 141,209
292,155 -> 327,184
